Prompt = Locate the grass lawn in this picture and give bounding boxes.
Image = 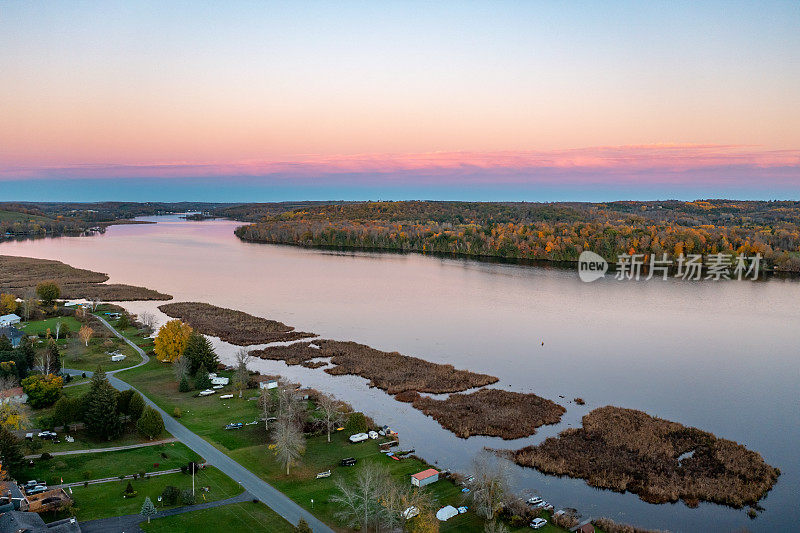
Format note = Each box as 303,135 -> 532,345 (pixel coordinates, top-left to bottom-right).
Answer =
119,359 -> 266,451
40,466 -> 244,523
21,316 -> 82,337
141,501 -> 296,533
17,442 -> 201,485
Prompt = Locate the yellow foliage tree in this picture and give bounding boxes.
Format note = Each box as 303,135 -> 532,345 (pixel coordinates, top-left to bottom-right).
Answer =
0,293 -> 17,314
154,320 -> 193,363
78,325 -> 94,347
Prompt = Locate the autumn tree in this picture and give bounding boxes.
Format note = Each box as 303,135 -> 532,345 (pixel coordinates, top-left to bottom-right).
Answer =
78,325 -> 94,347
331,463 -> 396,532
317,393 -> 347,443
20,374 -> 63,408
154,320 -> 192,363
271,416 -> 305,475
257,386 -> 276,431
233,349 -> 250,398
469,451 -> 513,520
36,281 -> 61,306
0,294 -> 17,315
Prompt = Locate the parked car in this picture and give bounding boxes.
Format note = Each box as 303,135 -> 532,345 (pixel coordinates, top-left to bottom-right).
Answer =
37,431 -> 57,439
348,433 -> 369,443
340,457 -> 357,466
368,430 -> 379,439
530,518 -> 547,529
23,480 -> 39,490
26,485 -> 48,495
224,423 -> 243,430
526,496 -> 543,506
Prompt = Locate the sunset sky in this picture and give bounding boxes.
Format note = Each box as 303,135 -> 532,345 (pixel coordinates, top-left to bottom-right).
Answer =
1,1 -> 799,201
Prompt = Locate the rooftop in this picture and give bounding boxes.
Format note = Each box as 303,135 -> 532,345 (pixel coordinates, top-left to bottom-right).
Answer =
411,468 -> 439,480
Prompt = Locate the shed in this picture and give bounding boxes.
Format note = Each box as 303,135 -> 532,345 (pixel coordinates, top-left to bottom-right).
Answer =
254,375 -> 278,389
411,468 -> 439,487
0,314 -> 21,327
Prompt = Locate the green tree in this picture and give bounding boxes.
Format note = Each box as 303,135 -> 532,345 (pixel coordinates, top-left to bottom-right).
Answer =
83,366 -> 122,440
183,332 -> 219,375
0,426 -> 24,477
194,364 -> 211,390
178,374 -> 191,392
53,396 -> 82,431
128,391 -> 146,421
117,314 -> 130,330
344,412 -> 368,434
136,406 -> 165,440
36,281 -> 61,306
21,374 -> 63,408
140,496 -> 156,523
295,518 -> 312,533
161,485 -> 179,505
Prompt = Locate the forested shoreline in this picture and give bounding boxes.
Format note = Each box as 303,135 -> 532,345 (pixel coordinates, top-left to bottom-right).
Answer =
230,200 -> 800,271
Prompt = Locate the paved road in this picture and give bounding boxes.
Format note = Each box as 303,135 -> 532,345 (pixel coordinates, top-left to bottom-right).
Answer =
23,437 -> 178,459
65,315 -> 334,533
80,491 -> 253,533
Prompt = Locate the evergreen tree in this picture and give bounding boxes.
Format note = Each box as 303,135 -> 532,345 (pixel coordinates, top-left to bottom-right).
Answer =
140,496 -> 157,523
136,406 -> 165,440
47,342 -> 61,374
0,426 -> 24,477
194,364 -> 211,390
83,366 -> 122,440
128,391 -> 145,421
183,332 -> 219,375
178,374 -> 191,392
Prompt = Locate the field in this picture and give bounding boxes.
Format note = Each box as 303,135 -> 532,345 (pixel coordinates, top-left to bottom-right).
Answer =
141,501 -> 296,533
252,340 -> 499,395
18,442 -> 201,485
0,254 -> 172,301
507,406 -> 780,509
399,388 -> 566,439
158,301 -> 314,345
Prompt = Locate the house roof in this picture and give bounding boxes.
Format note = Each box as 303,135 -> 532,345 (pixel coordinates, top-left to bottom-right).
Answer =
0,326 -> 23,341
0,314 -> 21,322
411,468 -> 439,480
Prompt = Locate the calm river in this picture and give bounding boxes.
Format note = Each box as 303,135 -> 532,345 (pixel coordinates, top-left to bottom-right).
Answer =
2,215 -> 797,532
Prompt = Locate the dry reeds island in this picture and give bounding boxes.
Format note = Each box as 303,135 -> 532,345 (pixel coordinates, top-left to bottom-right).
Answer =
0,254 -> 172,301
398,388 -> 565,439
158,302 -> 315,345
251,340 -> 499,394
506,406 -> 780,508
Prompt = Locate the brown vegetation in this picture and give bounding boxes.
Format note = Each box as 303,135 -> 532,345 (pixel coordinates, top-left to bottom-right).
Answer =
401,388 -> 565,439
591,517 -> 667,533
0,255 -> 172,301
506,406 -> 780,508
158,302 -> 315,345
251,340 -> 498,394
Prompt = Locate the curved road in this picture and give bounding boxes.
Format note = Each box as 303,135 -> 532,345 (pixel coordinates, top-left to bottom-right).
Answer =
66,314 -> 333,533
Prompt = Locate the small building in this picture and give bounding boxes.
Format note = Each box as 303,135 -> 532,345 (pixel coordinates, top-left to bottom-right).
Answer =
211,376 -> 229,386
0,326 -> 24,348
0,386 -> 28,405
411,468 -> 439,487
570,520 -> 595,533
253,375 -> 278,390
0,314 -> 21,327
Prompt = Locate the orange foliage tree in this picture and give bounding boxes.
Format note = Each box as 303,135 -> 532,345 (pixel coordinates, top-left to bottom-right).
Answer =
154,320 -> 193,363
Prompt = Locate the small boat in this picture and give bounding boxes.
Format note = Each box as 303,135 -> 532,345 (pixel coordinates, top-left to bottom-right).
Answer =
315,470 -> 331,479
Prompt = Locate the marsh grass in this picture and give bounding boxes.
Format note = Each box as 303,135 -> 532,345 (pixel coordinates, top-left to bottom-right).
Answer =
252,340 -> 498,394
402,388 -> 565,439
507,406 -> 780,508
158,302 -> 314,345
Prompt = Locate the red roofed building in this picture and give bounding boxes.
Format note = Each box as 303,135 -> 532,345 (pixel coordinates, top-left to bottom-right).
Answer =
411,468 -> 439,487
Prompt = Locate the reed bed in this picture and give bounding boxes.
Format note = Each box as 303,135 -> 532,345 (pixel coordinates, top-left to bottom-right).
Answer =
158,302 -> 314,345
0,254 -> 172,301
507,406 -> 780,508
251,340 -> 498,394
399,388 -> 565,439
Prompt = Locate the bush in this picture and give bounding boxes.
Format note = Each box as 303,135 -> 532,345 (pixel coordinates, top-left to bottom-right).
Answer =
173,407 -> 182,418
344,412 -> 368,434
178,375 -> 191,392
21,374 -> 64,408
181,489 -> 196,505
295,518 -> 312,533
161,485 -> 180,505
123,481 -> 137,498
82,471 -> 92,479
83,481 -> 89,488
40,452 -> 53,461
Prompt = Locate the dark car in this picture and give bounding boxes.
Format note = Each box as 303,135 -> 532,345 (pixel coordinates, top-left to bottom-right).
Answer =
340,457 -> 357,466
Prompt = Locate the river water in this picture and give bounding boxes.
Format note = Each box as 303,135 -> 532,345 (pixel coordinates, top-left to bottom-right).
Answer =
1,215 -> 797,532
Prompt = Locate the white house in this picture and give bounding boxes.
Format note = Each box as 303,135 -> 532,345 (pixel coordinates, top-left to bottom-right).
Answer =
0,314 -> 21,327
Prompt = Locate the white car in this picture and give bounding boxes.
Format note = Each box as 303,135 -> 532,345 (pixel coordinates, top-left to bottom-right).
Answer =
368,430 -> 379,439
37,431 -> 57,439
348,433 -> 369,443
530,518 -> 547,529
